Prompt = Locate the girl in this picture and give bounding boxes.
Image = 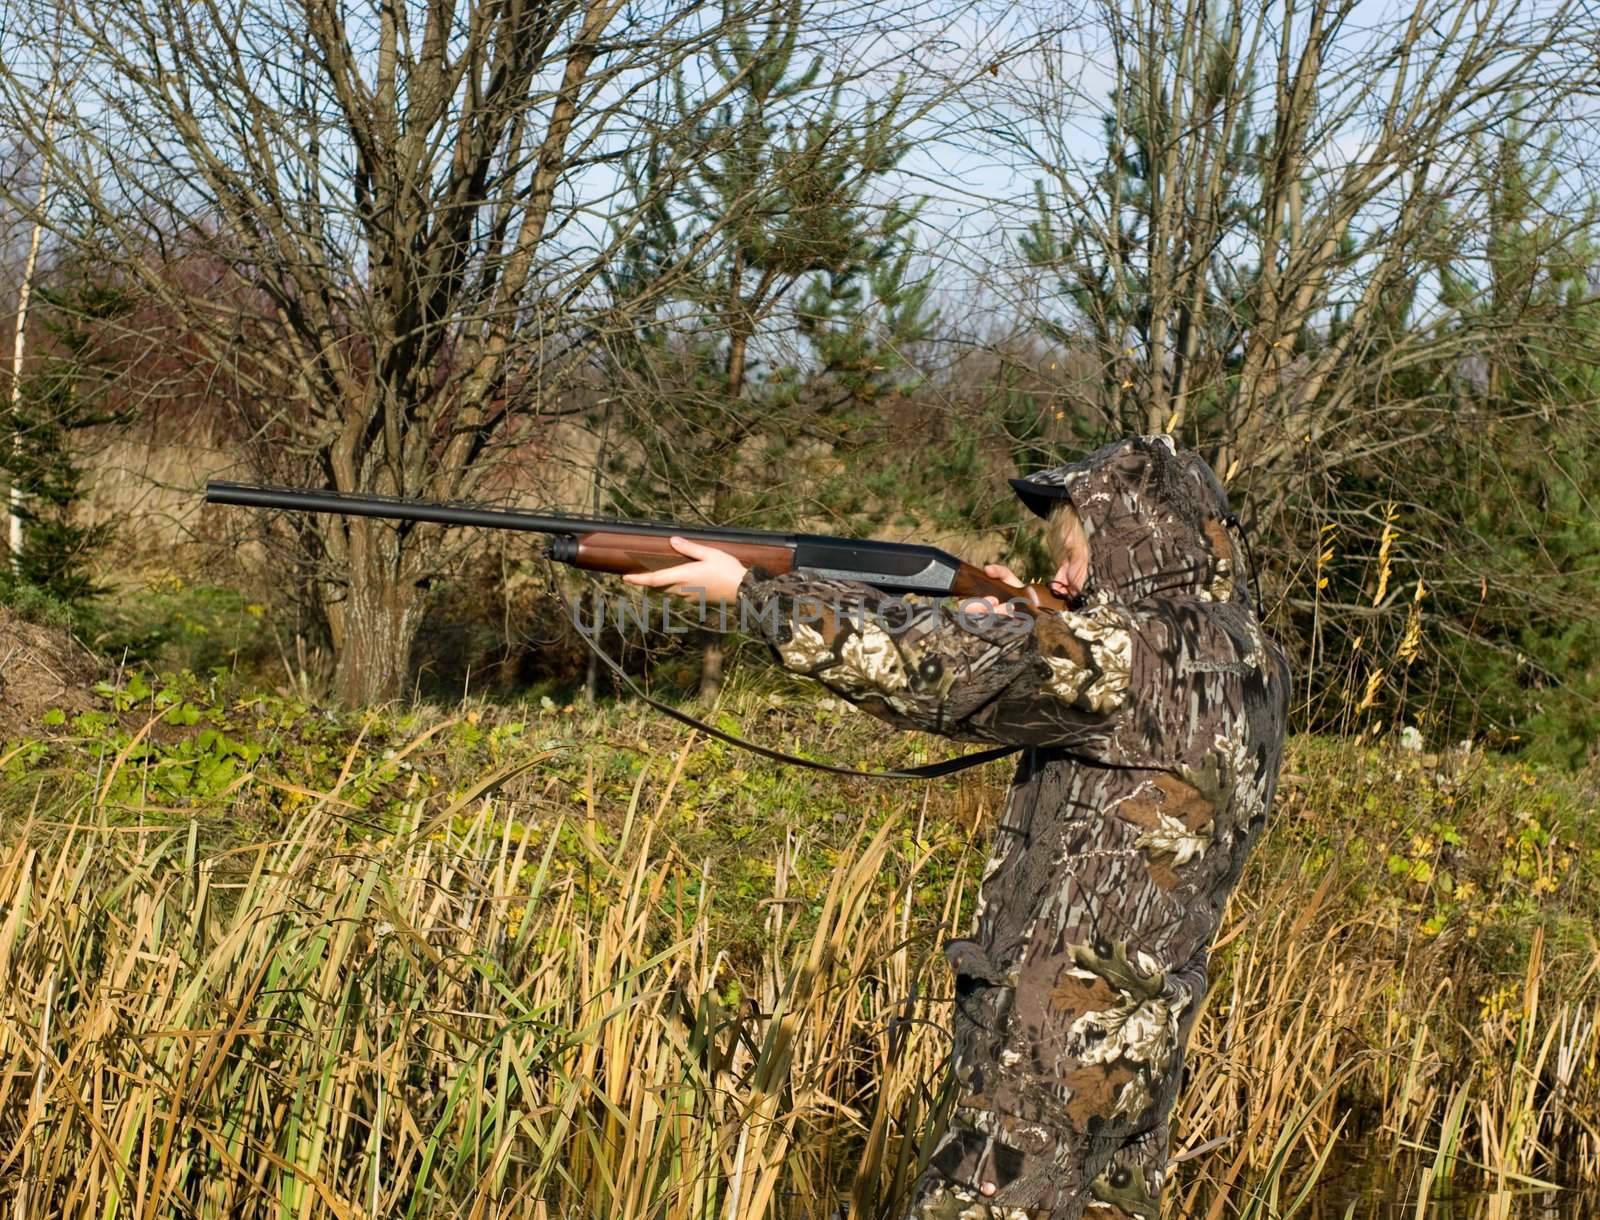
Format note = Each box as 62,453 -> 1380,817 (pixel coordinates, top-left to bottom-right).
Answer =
627,435 -> 1290,1220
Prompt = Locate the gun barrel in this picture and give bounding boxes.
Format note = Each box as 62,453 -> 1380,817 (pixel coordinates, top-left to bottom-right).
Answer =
203,481 -> 798,545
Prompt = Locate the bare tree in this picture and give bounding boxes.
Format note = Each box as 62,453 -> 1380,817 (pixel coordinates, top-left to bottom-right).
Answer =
948,0 -> 1600,742
988,0 -> 1599,520
0,0 -> 971,701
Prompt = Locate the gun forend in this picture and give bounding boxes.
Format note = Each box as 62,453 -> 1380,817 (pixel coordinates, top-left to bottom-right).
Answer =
555,531 -> 797,577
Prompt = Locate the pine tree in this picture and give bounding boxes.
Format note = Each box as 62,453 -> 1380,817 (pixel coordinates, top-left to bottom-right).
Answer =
601,0 -> 934,695
1,271 -> 130,607
1413,126 -> 1600,763
1018,12 -> 1266,438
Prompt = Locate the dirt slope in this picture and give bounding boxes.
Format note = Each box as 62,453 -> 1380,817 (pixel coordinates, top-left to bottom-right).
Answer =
0,607 -> 102,740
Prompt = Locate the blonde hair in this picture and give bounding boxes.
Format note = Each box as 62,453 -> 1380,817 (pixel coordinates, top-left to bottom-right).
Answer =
1046,500 -> 1085,563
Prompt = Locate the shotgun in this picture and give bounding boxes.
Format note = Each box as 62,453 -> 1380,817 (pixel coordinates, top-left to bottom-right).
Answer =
203,480 -> 1069,613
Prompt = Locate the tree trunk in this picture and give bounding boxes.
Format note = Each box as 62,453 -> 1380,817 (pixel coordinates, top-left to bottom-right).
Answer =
323,518 -> 425,705
7,132 -> 50,570
698,283 -> 754,703
698,637 -> 724,701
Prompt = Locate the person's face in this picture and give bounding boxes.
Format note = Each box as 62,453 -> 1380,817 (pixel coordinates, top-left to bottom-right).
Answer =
1049,504 -> 1090,600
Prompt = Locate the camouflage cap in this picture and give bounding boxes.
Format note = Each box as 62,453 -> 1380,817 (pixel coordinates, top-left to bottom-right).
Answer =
1009,435 -> 1182,520
1007,470 -> 1074,520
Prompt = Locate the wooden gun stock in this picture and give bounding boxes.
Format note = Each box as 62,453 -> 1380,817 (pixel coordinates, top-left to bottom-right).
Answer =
568,532 -> 797,579
950,562 -> 1069,614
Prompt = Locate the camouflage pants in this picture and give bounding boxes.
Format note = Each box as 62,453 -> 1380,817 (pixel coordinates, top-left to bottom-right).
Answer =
902,752 -> 1230,1220
901,958 -> 1205,1220
901,1092 -> 1183,1220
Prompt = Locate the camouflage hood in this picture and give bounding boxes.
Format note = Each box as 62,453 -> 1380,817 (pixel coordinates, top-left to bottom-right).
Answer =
1009,434 -> 1245,609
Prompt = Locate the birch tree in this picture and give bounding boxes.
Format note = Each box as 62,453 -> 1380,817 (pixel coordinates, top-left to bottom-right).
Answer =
3,22 -> 65,573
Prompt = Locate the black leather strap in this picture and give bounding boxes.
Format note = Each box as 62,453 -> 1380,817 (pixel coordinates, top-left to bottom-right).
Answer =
561,577 -> 1020,780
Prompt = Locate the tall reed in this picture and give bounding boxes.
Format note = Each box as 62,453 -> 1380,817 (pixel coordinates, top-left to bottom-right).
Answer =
1,701 -> 1595,1218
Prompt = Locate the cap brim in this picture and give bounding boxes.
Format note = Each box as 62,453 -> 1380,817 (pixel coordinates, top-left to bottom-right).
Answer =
1009,476 -> 1072,520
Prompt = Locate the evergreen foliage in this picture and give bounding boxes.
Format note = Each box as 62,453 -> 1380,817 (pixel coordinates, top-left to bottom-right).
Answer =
1,271 -> 129,608
1414,127 -> 1600,764
601,0 -> 935,534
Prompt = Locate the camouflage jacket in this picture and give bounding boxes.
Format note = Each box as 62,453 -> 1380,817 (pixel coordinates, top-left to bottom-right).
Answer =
736,436 -> 1291,1220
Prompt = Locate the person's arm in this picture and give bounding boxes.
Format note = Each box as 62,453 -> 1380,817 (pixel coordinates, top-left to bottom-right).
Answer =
736,567 -> 1139,747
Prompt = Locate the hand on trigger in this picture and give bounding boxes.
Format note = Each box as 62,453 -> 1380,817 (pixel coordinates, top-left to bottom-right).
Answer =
959,562 -> 1028,619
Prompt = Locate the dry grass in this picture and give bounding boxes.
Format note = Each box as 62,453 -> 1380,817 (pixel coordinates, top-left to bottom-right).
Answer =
0,758 -> 954,1219
1,692 -> 1597,1218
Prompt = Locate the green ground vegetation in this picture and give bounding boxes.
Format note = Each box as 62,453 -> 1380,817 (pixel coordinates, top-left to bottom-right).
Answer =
2,665 -> 1597,1217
